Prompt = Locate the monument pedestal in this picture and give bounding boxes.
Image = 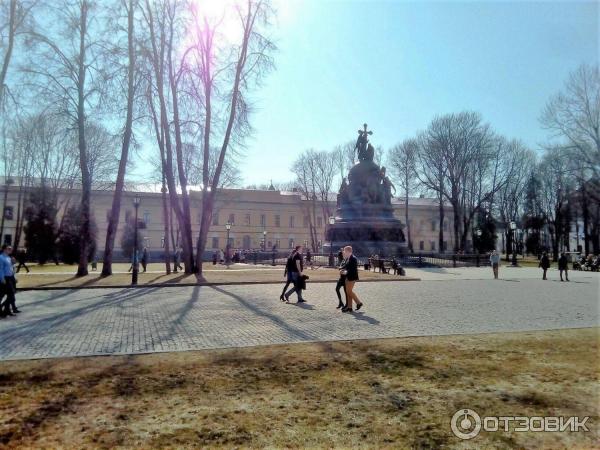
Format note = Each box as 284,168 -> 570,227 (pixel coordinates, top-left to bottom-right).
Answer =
325,218 -> 407,257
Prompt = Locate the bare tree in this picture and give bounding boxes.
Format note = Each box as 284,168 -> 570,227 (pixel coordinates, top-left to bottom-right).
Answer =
388,138 -> 418,252
24,0 -> 108,275
101,0 -> 138,276
538,147 -> 572,260
541,64 -> 600,184
332,140 -> 355,180
0,0 -> 36,108
189,0 -> 275,278
141,0 -> 195,273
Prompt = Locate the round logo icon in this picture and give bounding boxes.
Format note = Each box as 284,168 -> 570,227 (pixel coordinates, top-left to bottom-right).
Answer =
451,409 -> 482,440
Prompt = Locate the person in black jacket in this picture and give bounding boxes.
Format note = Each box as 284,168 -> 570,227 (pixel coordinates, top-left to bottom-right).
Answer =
340,246 -> 363,312
539,252 -> 551,280
283,246 -> 305,303
335,254 -> 347,309
558,252 -> 569,282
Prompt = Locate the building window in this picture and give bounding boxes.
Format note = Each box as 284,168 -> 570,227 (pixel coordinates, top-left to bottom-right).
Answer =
143,211 -> 150,225
317,240 -> 322,249
443,220 -> 448,231
245,214 -> 251,226
443,241 -> 448,251
243,235 -> 251,249
260,214 -> 266,227
430,241 -> 436,251
212,213 -> 219,226
3,234 -> 11,245
275,215 -> 280,227
303,216 -> 309,227
228,213 -> 235,224
289,216 -> 295,228
161,236 -> 165,248
419,241 -> 424,251
144,237 -> 151,248
288,238 -> 294,248
303,240 -> 309,248
275,238 -> 281,248
431,221 -> 436,232
212,237 -> 219,249
317,217 -> 323,228
3,206 -> 12,220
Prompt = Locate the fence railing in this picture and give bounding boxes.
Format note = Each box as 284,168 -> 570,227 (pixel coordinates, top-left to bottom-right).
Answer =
229,251 -> 490,269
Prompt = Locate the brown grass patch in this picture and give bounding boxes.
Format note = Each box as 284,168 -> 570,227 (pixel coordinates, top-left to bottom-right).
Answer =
0,328 -> 598,449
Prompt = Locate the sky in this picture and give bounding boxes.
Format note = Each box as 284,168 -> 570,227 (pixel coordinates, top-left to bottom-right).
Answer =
134,0 -> 599,186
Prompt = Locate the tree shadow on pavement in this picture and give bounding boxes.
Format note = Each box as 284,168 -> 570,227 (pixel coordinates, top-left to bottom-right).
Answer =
209,285 -> 317,341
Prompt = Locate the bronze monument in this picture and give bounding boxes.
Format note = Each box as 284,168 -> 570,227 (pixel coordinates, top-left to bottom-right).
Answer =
326,124 -> 406,256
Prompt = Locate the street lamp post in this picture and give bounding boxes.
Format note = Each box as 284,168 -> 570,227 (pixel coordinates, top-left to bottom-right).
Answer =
132,195 -> 141,285
328,216 -> 335,267
510,221 -> 518,267
225,222 -> 232,268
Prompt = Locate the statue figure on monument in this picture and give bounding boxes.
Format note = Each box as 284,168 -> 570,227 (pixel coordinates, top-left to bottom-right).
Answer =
380,167 -> 396,205
337,177 -> 349,206
354,123 -> 373,162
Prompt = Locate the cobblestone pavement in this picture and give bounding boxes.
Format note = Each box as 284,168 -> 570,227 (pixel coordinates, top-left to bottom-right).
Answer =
0,273 -> 598,360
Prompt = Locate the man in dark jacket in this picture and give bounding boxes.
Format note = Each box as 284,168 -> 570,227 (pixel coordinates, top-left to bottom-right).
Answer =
340,246 -> 363,312
283,245 -> 305,303
558,252 -> 569,282
539,252 -> 551,280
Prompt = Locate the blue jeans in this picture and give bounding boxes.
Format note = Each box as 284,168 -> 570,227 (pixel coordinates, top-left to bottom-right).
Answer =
285,272 -> 303,301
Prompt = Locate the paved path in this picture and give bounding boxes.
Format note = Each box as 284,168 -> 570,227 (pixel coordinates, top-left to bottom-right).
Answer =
0,271 -> 598,360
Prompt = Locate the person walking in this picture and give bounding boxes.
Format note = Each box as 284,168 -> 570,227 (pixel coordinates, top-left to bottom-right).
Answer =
341,246 -> 363,312
335,252 -> 347,309
490,250 -> 500,279
558,252 -> 569,282
141,247 -> 148,273
15,248 -> 29,274
0,245 -> 19,318
212,251 -> 218,265
280,248 -> 298,301
306,249 -> 313,269
539,252 -> 551,280
174,247 -> 183,272
284,245 -> 305,303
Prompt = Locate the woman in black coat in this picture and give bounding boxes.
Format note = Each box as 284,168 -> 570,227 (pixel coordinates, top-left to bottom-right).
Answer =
558,252 -> 569,282
340,246 -> 363,312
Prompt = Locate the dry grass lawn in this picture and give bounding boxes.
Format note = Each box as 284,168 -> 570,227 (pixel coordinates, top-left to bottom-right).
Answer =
0,328 -> 597,449
16,263 -> 412,289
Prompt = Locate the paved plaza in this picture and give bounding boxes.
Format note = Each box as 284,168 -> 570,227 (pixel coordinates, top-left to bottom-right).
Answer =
0,268 -> 597,360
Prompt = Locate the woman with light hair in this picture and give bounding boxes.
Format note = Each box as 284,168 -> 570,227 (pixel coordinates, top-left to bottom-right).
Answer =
340,246 -> 363,312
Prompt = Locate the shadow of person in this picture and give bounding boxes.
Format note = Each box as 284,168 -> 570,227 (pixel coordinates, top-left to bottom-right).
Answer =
351,312 -> 380,325
292,302 -> 316,310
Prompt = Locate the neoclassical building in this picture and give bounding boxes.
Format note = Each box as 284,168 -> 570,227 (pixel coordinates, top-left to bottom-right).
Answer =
0,182 -> 457,258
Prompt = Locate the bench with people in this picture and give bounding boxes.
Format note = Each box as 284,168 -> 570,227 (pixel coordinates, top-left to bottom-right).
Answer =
366,255 -> 405,276
573,254 -> 600,272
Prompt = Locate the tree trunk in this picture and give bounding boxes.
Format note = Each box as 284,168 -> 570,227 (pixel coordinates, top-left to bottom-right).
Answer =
161,181 -> 171,274
101,0 -> 135,277
452,201 -> 461,253
404,192 -> 412,252
76,1 -> 91,277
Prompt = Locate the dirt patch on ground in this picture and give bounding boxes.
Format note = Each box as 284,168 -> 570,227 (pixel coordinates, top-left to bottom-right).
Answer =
0,328 -> 597,449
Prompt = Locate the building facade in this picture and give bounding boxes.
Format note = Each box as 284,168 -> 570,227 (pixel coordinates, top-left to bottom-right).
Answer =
0,185 -> 457,258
